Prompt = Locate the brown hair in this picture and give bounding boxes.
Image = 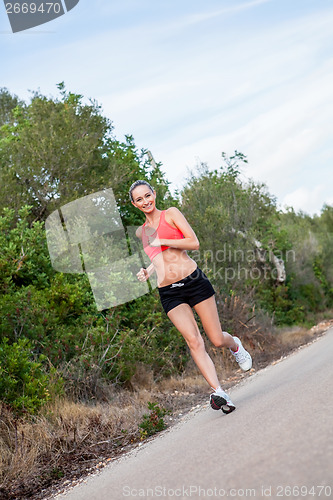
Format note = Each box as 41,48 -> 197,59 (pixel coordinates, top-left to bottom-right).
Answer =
129,180 -> 154,202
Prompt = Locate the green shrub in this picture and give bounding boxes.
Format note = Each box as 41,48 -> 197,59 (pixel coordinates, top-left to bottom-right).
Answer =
0,337 -> 53,414
0,205 -> 54,291
139,402 -> 170,439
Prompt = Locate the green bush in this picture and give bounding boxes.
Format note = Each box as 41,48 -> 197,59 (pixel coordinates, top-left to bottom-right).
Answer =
0,337 -> 54,414
139,402 -> 170,439
0,205 -> 54,291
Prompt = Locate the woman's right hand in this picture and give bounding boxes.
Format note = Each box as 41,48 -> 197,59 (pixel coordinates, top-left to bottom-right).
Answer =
136,267 -> 149,282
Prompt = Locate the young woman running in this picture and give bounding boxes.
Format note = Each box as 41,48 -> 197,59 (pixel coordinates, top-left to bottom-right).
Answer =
130,180 -> 252,414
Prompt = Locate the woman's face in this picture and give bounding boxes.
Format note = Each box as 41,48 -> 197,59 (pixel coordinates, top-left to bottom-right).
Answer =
131,185 -> 156,214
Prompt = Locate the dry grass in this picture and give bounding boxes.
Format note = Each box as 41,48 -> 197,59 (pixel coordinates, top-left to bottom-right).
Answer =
0,386 -> 209,499
276,318 -> 333,350
0,394 -> 154,499
1,298 -> 332,500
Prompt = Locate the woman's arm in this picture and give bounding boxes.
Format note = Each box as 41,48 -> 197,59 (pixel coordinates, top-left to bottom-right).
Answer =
136,263 -> 155,282
146,262 -> 156,276
148,207 -> 199,250
135,226 -> 156,281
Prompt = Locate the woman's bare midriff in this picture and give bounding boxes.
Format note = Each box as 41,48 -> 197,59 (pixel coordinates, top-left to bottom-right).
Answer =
152,248 -> 198,287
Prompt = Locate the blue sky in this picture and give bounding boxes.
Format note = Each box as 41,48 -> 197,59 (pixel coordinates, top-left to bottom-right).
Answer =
1,0 -> 333,215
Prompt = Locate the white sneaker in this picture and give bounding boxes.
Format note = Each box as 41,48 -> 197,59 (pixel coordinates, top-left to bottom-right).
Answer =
230,336 -> 252,371
210,388 -> 236,414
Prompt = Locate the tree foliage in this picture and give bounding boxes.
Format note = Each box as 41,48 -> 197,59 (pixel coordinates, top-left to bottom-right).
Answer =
180,152 -> 332,323
0,87 -> 24,127
0,85 -> 332,417
0,84 -> 171,225
0,85 -> 182,412
0,337 -> 56,415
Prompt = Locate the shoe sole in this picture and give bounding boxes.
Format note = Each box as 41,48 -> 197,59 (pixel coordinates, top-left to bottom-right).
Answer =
239,359 -> 252,371
210,394 -> 236,415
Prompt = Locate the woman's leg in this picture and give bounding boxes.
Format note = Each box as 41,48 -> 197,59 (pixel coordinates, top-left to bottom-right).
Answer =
167,303 -> 220,390
193,295 -> 238,351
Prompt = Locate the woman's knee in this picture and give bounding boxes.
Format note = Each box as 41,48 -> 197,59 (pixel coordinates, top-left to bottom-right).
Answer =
210,331 -> 229,348
187,332 -> 205,352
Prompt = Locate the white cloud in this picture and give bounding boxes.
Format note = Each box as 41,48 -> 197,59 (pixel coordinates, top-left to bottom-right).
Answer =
2,1 -> 333,214
140,7 -> 333,213
154,53 -> 333,195
282,185 -> 326,214
170,0 -> 272,30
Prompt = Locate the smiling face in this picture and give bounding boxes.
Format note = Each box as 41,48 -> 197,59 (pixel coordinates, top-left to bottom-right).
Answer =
131,184 -> 156,214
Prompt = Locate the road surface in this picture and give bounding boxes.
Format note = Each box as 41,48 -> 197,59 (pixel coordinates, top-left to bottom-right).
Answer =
54,328 -> 333,500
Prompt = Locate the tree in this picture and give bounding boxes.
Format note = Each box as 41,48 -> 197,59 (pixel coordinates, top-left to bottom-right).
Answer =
279,204 -> 333,317
179,152 -> 306,324
104,143 -> 175,228
0,83 -> 113,220
0,87 -> 24,127
0,84 -> 175,228
180,152 -> 285,287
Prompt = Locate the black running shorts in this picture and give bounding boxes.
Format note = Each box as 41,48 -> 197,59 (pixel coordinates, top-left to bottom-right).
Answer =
157,267 -> 215,314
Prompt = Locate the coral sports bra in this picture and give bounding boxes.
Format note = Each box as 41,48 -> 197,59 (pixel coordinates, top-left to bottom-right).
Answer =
141,210 -> 185,261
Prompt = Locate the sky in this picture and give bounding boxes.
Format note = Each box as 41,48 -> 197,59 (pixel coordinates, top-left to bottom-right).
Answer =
1,0 -> 333,215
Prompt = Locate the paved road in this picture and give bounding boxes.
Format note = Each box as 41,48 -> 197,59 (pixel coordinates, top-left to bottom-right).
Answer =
54,328 -> 333,500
